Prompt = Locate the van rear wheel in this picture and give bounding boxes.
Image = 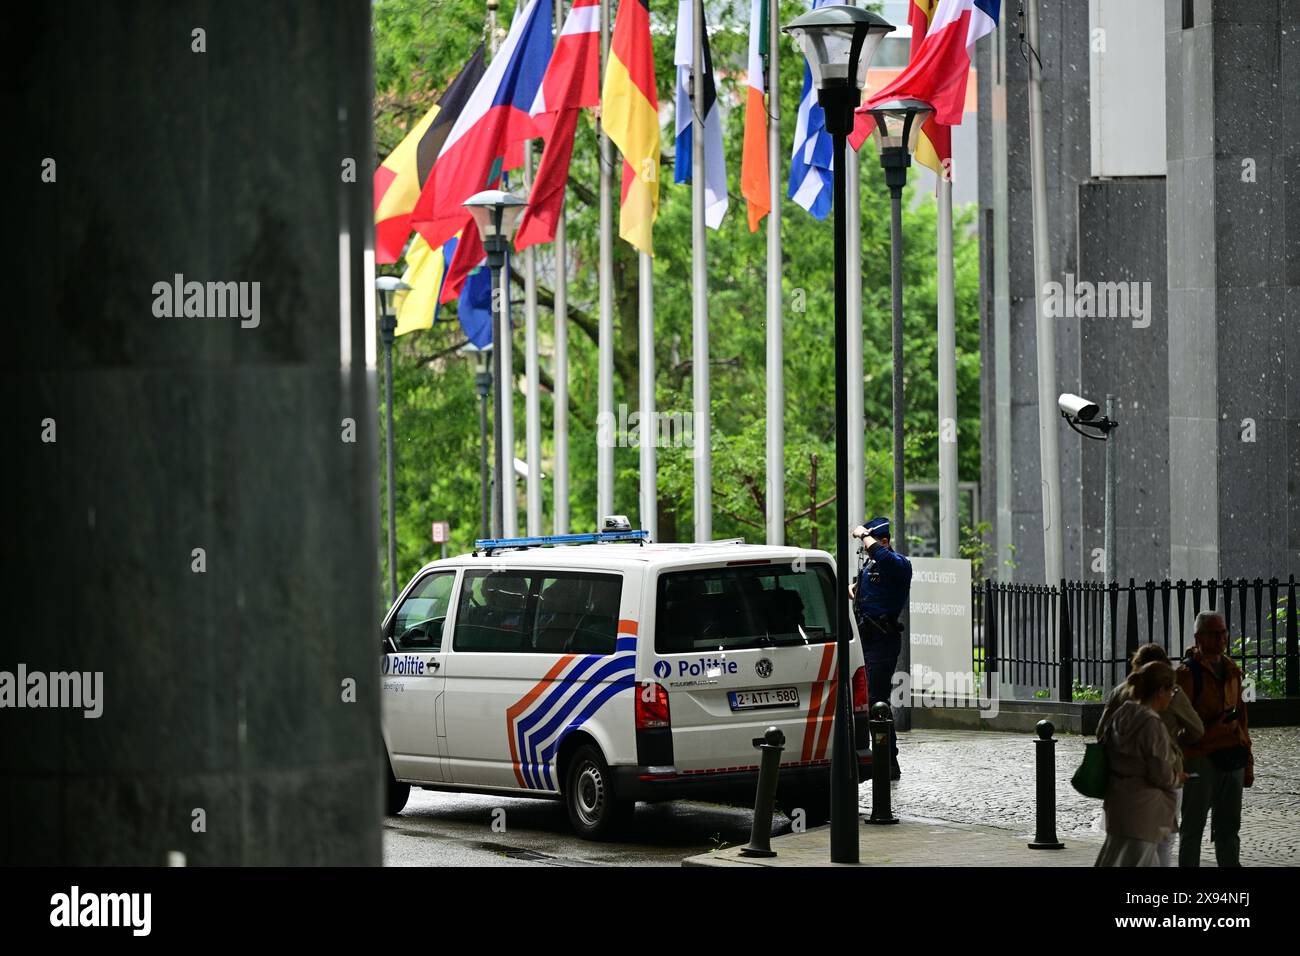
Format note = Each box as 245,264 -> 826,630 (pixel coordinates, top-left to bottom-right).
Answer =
564,744 -> 633,840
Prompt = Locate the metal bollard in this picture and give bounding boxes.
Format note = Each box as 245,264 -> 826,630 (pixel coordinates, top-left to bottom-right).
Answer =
1028,719 -> 1065,849
865,702 -> 899,825
740,726 -> 786,857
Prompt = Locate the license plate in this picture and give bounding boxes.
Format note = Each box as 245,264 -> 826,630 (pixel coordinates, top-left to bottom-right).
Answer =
728,687 -> 800,711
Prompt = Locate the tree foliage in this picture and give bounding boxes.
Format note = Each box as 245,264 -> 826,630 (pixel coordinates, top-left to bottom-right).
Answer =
373,0 -> 983,590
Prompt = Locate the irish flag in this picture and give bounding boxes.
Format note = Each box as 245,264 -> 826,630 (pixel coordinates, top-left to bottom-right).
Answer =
741,0 -> 769,231
850,0 -> 1000,178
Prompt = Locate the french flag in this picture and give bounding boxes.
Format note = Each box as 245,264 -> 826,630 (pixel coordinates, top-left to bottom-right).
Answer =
850,0 -> 1000,150
516,0 -> 600,250
410,0 -> 553,252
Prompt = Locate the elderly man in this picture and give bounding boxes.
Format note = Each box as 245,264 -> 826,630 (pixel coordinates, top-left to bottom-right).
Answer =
1176,610 -> 1254,867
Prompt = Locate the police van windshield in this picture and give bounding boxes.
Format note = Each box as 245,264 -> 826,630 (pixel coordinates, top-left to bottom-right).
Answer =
654,562 -> 837,654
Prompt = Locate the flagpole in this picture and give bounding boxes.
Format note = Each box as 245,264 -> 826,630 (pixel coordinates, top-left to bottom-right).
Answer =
937,175 -> 959,557
597,0 -> 615,524
845,9 -> 864,565
524,138 -> 543,536
502,245 -> 519,537
487,0 -> 505,538
552,0 -> 570,537
765,0 -> 783,546
639,252 -> 657,539
691,0 -> 711,542
1027,0 -> 1064,585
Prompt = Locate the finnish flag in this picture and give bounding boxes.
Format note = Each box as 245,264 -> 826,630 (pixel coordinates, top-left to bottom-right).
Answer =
788,0 -> 836,220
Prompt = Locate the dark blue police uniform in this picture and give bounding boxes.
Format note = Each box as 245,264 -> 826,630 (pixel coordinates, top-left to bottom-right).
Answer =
853,517 -> 911,772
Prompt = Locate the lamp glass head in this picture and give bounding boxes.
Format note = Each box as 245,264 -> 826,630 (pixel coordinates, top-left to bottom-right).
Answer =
783,6 -> 894,92
463,189 -> 529,242
866,98 -> 934,152
374,275 -> 412,317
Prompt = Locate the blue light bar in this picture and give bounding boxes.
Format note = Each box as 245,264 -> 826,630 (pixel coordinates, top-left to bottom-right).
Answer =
474,530 -> 650,554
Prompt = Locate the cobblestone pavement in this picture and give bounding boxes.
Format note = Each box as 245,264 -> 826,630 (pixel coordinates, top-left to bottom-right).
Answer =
861,727 -> 1300,867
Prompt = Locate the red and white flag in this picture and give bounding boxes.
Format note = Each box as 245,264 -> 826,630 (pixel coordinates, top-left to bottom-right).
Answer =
515,0 -> 600,251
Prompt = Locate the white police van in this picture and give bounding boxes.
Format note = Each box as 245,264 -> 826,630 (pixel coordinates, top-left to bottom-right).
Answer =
380,520 -> 873,839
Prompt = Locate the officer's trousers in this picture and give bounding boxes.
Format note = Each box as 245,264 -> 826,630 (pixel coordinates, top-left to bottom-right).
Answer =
865,658 -> 899,764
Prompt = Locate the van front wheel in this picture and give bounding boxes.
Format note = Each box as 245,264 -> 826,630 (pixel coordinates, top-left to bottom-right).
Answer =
564,744 -> 633,840
386,759 -> 410,816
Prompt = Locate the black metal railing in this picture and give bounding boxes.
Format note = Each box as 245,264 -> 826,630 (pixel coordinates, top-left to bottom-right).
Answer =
972,576 -> 1298,700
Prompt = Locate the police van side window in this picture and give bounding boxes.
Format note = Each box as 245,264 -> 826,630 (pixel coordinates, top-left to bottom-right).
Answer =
391,572 -> 456,651
532,573 -> 622,655
454,571 -> 532,652
454,570 -> 622,655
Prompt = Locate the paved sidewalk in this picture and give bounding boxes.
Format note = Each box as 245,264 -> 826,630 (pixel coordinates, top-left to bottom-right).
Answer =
685,726 -> 1299,867
685,815 -> 1101,867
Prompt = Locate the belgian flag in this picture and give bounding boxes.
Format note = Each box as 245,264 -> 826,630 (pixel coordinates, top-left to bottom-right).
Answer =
601,0 -> 660,255
374,45 -> 486,264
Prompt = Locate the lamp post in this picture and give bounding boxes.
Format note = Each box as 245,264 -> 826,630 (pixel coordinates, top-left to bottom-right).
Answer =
474,346 -> 493,540
862,97 -> 931,736
375,275 -> 410,606
464,189 -> 528,540
1060,392 -> 1120,685
784,3 -> 894,866
862,98 -> 932,561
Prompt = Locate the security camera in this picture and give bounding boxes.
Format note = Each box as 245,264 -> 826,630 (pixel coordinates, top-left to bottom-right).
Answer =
1058,393 -> 1099,422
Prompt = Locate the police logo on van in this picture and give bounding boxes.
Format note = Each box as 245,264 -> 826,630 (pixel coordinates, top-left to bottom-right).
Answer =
755,658 -> 773,679
653,660 -> 671,679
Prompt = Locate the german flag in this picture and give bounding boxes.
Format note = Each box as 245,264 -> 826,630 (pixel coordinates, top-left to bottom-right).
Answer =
601,0 -> 660,255
374,45 -> 486,264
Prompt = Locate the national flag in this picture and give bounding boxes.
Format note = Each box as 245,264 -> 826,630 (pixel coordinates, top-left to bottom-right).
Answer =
602,0 -> 661,255
393,233 -> 454,336
516,0 -> 600,250
741,0 -> 770,232
674,0 -> 728,229
438,214 -> 487,304
787,0 -> 836,220
456,262 -> 494,350
850,0 -> 1000,179
374,46 -> 487,264
410,0 -> 553,252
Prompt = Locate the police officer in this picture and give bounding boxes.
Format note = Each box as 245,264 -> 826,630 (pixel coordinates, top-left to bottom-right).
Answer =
848,516 -> 911,779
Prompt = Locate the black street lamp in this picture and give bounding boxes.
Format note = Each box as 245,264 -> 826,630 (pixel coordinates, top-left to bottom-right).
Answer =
862,96 -> 931,738
784,3 -> 894,866
862,98 -> 932,562
376,275 -> 411,606
464,189 -> 528,540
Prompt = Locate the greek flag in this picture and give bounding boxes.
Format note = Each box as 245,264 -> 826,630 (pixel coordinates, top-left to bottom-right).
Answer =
787,0 -> 835,220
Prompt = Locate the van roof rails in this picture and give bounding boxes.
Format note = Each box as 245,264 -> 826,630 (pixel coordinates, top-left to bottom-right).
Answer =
473,529 -> 650,557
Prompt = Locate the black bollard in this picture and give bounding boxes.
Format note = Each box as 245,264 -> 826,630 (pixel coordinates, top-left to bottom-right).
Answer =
740,726 -> 786,857
1028,719 -> 1065,849
865,702 -> 899,825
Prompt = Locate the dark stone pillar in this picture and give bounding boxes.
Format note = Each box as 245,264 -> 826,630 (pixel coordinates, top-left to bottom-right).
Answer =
1,1 -> 382,864
1165,0 -> 1300,579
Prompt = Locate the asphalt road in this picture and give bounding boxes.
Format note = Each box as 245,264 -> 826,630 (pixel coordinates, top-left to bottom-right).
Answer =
383,787 -> 786,866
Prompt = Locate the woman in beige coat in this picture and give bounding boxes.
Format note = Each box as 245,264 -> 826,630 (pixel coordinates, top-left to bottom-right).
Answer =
1098,644 -> 1204,864
1094,661 -> 1186,867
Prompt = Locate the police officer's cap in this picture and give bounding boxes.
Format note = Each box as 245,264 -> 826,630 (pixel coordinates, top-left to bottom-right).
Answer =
864,517 -> 890,538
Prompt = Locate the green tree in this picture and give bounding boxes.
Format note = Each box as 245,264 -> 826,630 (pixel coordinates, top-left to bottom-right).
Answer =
373,0 -> 983,593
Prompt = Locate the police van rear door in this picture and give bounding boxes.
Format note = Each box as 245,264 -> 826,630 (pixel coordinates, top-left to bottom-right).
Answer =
649,558 -> 857,776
